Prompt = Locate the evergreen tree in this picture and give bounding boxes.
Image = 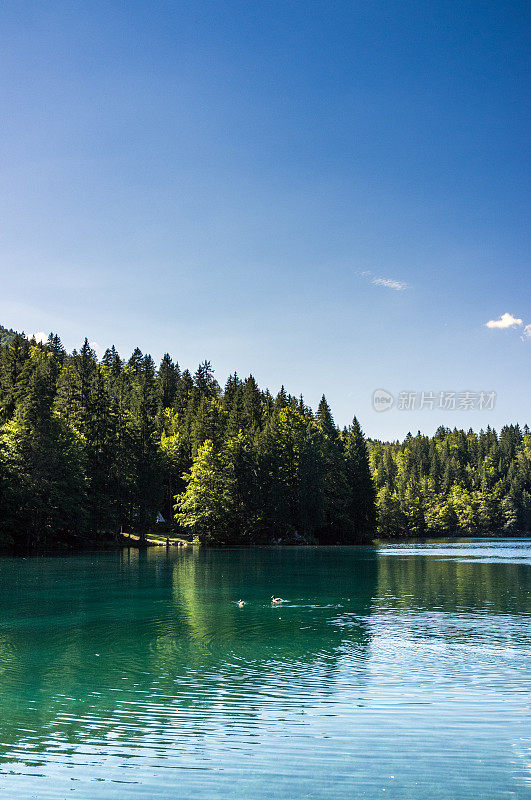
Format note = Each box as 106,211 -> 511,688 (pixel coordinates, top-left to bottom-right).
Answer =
175,440 -> 236,543
315,396 -> 348,539
129,355 -> 162,538
194,360 -> 218,398
343,418 -> 376,541
1,346 -> 86,549
157,353 -> 179,410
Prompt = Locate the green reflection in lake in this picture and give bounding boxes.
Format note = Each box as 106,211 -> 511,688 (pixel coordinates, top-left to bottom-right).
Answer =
0,541 -> 529,799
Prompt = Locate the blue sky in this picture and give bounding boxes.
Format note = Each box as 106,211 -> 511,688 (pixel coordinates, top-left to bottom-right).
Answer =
0,1 -> 529,439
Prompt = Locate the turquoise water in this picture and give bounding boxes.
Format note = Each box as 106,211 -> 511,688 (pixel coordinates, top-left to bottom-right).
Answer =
0,540 -> 529,799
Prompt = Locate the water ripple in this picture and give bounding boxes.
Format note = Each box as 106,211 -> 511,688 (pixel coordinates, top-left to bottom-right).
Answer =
0,542 -> 529,799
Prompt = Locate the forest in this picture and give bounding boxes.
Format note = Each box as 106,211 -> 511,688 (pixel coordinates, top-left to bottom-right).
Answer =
371,426 -> 531,538
0,325 -> 529,552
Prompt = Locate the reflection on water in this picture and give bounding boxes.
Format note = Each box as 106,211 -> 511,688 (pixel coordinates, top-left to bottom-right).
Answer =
0,541 -> 529,799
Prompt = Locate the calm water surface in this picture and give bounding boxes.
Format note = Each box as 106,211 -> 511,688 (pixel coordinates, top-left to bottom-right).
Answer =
0,540 -> 529,799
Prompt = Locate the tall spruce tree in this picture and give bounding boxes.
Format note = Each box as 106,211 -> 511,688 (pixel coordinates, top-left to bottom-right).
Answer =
343,418 -> 376,541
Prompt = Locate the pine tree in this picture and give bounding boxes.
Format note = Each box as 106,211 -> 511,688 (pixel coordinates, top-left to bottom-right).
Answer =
0,333 -> 31,421
315,396 -> 347,539
316,395 -> 338,440
194,360 -> 218,398
129,355 -> 162,538
343,417 -> 376,541
157,353 -> 179,410
2,346 -> 86,548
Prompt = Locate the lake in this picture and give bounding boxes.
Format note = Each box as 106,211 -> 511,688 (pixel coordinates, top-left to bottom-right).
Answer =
0,540 -> 529,799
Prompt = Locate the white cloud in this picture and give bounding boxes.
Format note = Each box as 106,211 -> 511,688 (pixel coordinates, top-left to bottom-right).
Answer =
521,324 -> 531,341
29,331 -> 48,344
90,341 -> 104,359
357,270 -> 408,291
372,277 -> 408,291
485,312 -> 523,329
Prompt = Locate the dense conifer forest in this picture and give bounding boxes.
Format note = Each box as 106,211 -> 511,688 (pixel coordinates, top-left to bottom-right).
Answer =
0,327 -> 529,552
371,427 -> 531,538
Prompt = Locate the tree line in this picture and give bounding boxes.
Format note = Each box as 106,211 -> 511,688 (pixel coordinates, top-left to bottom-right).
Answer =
370,426 -> 531,537
0,330 -> 374,550
0,327 -> 528,552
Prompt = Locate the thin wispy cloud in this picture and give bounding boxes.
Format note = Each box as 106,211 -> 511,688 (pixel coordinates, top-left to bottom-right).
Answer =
521,324 -> 531,341
358,270 -> 408,291
485,313 -> 523,329
372,277 -> 407,291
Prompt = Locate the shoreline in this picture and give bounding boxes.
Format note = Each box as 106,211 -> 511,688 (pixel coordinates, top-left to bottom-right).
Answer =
1,531 -> 529,558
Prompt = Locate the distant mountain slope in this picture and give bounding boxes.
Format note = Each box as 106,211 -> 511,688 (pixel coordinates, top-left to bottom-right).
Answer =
0,324 -> 18,346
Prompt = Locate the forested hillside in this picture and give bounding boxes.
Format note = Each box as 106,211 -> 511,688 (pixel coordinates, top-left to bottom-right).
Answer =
0,324 -> 17,347
0,329 -> 529,552
0,331 -> 374,550
370,427 -> 531,537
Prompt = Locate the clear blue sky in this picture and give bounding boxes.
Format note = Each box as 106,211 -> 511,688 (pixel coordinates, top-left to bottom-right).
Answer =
0,1 -> 529,439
